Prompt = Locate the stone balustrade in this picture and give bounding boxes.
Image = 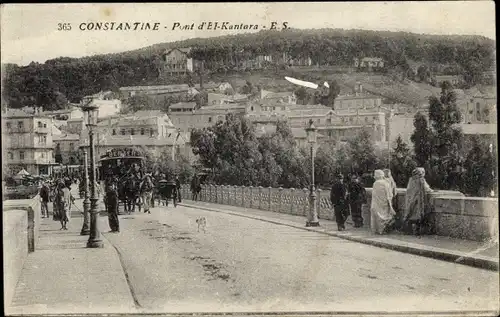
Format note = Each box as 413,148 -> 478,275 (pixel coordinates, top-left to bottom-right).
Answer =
181,184 -> 498,242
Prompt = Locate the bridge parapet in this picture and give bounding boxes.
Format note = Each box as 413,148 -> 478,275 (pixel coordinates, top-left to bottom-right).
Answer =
3,195 -> 42,308
181,184 -> 498,242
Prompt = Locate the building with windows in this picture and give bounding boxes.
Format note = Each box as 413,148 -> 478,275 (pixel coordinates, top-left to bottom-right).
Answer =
83,110 -> 194,161
159,47 -> 199,76
354,57 -> 385,70
168,104 -> 248,131
461,94 -> 497,124
433,75 -> 464,86
53,133 -> 81,165
2,108 -> 56,176
119,84 -> 199,102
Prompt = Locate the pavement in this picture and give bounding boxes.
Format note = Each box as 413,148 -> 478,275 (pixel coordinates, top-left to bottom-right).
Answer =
180,200 -> 500,271
5,191 -> 137,315
101,204 -> 499,313
5,190 -> 499,315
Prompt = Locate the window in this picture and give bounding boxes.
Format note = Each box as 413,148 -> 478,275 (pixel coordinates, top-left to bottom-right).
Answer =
141,128 -> 145,135
43,123 -> 47,128
38,121 -> 43,128
326,118 -> 331,124
131,128 -> 135,135
41,152 -> 45,159
8,152 -> 13,159
208,117 -> 212,123
250,106 -> 254,111
69,143 -> 74,150
19,151 -> 25,160
18,121 -> 24,129
150,128 -> 154,136
6,122 -> 11,129
112,129 -> 116,135
365,117 -> 369,122
121,129 -> 125,135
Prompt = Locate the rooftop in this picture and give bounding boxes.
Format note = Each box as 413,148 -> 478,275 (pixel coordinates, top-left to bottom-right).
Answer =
170,102 -> 197,110
119,84 -> 191,92
459,123 -> 497,135
53,133 -> 80,141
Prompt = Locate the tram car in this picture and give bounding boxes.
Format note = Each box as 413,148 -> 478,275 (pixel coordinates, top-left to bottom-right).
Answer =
98,147 -> 146,214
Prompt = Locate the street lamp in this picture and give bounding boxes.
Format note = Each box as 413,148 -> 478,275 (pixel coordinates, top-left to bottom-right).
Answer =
80,147 -> 90,235
305,119 -> 320,227
81,103 -> 103,248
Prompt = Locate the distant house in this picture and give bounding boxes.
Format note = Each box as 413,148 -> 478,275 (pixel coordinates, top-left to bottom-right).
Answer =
432,75 -> 464,86
208,93 -> 249,106
260,90 -> 297,104
169,102 -> 197,113
160,47 -> 199,76
354,57 -> 385,69
119,84 -> 199,101
193,81 -> 233,93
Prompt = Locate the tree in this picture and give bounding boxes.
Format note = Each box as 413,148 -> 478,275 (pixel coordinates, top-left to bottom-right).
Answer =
390,135 -> 417,187
462,136 -> 495,196
348,129 -> 378,175
410,112 -> 432,166
416,65 -> 430,82
194,91 -> 208,109
294,87 -> 309,105
427,82 -> 464,189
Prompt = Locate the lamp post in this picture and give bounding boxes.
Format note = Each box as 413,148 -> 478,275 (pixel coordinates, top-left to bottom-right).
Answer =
80,147 -> 90,235
81,103 -> 103,248
305,119 -> 320,227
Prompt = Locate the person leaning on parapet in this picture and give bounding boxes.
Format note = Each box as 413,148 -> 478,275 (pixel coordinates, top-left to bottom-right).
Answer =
347,174 -> 367,228
330,173 -> 349,231
383,169 -> 399,228
403,167 -> 435,236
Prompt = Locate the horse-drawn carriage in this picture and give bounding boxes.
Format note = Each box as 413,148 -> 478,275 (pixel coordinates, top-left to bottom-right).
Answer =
156,179 -> 178,207
99,147 -> 146,214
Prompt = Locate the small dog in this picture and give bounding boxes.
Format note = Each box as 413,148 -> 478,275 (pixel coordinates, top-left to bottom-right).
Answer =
196,217 -> 207,233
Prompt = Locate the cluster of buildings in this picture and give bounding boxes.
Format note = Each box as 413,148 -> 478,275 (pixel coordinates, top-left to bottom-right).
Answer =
2,74 -> 496,177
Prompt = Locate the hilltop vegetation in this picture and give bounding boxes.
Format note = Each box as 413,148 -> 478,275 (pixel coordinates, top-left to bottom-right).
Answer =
2,28 -> 495,110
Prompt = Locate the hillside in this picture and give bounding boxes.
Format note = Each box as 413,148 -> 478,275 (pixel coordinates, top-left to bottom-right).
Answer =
2,28 -> 495,110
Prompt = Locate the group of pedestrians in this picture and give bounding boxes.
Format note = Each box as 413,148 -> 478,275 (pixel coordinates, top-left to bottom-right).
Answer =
39,176 -> 76,230
330,167 -> 434,236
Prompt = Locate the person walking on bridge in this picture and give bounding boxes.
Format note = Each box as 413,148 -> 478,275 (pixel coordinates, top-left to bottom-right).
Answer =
330,174 -> 349,231
141,174 -> 154,214
191,175 -> 201,201
106,180 -> 120,233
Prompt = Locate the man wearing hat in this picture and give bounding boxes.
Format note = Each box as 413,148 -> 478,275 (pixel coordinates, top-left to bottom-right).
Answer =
106,180 -> 120,233
330,173 -> 350,231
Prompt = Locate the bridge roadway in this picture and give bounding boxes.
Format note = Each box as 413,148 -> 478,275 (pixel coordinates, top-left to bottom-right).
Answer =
100,203 -> 499,313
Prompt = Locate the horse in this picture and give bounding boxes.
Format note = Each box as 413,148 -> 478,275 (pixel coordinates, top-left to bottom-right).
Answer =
119,176 -> 142,214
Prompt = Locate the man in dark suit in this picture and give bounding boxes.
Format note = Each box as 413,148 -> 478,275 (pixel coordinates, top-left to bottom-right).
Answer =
330,174 -> 349,231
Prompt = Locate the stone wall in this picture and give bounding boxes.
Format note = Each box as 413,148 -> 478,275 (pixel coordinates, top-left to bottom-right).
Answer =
3,210 -> 28,308
3,195 -> 41,252
181,185 -> 498,242
3,195 -> 42,307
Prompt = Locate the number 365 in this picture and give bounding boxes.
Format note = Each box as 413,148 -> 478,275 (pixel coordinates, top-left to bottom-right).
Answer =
58,23 -> 72,31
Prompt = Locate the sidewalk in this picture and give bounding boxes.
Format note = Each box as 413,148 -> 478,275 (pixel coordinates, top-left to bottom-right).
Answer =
180,200 -> 499,271
6,198 -> 137,315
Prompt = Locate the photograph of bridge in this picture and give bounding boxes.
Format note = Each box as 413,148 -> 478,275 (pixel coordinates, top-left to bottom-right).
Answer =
2,2 -> 498,316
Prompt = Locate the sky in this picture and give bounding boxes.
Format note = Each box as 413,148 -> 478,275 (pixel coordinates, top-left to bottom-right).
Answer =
1,2 -> 496,66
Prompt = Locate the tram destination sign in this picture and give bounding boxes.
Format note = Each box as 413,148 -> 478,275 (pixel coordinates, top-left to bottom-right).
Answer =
103,147 -> 145,159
